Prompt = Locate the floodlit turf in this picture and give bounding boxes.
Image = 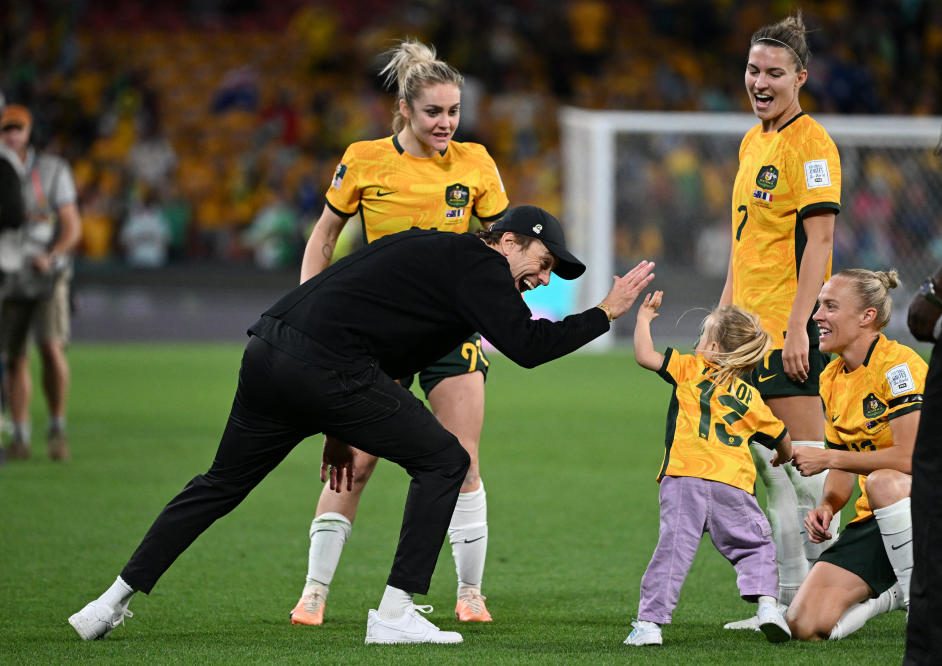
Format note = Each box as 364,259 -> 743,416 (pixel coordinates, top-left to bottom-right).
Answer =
0,344 -> 907,664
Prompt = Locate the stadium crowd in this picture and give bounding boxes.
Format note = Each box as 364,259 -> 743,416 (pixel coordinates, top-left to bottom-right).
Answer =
0,0 -> 940,270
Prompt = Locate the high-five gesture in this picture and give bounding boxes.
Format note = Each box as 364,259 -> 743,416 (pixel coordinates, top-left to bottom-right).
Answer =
598,260 -> 656,321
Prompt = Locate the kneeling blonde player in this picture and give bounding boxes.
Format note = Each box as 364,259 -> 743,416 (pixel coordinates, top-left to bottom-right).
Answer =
786,269 -> 921,641
626,294 -> 792,647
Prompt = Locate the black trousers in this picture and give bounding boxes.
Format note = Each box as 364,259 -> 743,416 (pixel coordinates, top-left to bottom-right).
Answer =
904,338 -> 942,664
121,335 -> 470,595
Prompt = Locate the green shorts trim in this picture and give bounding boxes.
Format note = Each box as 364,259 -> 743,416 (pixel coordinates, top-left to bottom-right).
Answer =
817,518 -> 898,596
400,333 -> 489,398
748,346 -> 831,397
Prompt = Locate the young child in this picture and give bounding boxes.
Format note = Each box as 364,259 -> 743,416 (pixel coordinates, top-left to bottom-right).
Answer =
626,292 -> 793,646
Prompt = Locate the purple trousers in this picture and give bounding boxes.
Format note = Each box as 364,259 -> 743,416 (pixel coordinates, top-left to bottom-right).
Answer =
637,475 -> 779,624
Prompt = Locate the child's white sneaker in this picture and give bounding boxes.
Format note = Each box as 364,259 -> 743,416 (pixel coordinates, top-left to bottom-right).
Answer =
757,604 -> 791,643
624,620 -> 662,646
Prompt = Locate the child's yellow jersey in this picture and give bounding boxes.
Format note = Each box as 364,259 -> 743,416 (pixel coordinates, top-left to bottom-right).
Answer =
730,113 -> 841,348
820,334 -> 927,522
326,135 -> 509,243
656,349 -> 787,493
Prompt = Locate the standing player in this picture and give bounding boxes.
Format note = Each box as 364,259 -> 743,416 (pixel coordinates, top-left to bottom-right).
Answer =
290,40 -> 508,626
788,269 -> 922,640
720,13 -> 842,628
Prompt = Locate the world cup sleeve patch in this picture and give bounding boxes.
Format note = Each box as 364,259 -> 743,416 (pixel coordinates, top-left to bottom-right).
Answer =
331,163 -> 347,190
886,362 -> 915,397
804,159 -> 831,189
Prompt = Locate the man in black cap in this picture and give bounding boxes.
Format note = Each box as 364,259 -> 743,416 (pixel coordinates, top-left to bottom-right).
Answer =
68,206 -> 655,645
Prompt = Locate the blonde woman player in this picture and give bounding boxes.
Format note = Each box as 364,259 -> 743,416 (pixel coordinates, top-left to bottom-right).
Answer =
290,39 -> 508,626
787,269 -> 923,640
721,13 -> 842,629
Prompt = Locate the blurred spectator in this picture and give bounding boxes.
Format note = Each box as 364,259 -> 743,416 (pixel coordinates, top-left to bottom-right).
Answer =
126,117 -> 176,194
0,103 -> 81,462
241,187 -> 300,270
120,188 -> 172,268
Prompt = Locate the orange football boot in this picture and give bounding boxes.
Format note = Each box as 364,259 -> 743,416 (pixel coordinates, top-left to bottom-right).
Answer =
455,589 -> 492,622
290,589 -> 326,625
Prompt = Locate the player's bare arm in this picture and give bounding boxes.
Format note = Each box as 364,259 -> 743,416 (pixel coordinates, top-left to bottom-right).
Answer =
794,410 -> 918,477
719,240 -> 734,307
783,209 -> 834,381
805,468 -> 855,542
301,206 -> 349,283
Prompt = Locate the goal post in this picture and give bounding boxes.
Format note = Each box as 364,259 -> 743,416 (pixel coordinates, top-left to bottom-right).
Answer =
559,109 -> 942,350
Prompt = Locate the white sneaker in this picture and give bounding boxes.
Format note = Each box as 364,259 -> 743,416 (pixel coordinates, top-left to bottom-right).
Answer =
68,600 -> 133,640
364,605 -> 463,644
724,602 -> 788,631
624,620 -> 662,646
757,604 -> 791,643
723,614 -> 760,631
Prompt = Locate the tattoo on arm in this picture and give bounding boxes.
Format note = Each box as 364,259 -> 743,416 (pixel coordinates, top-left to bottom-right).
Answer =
321,243 -> 333,260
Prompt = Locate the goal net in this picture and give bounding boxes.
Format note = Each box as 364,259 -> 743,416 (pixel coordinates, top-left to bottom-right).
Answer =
560,109 -> 942,349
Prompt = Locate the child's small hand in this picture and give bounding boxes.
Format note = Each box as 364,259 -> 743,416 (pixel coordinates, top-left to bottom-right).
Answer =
637,291 -> 663,322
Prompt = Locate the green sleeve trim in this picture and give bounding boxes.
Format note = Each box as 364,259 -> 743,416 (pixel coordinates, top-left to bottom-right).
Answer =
656,348 -> 675,383
475,205 -> 508,223
751,427 -> 787,450
797,201 -> 841,219
888,403 -> 922,420
888,394 -> 923,409
325,200 -> 357,219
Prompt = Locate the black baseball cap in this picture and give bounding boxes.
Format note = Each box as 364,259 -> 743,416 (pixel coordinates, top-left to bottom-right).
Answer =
489,206 -> 586,279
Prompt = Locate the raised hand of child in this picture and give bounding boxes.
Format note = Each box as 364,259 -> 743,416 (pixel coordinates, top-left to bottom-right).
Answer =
637,291 -> 663,323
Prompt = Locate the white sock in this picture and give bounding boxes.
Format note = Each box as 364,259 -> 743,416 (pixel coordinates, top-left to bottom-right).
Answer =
785,441 -> 836,565
873,497 -> 913,607
99,576 -> 134,609
304,512 -> 352,590
447,482 -> 487,595
751,442 -> 808,599
757,595 -> 777,611
378,585 -> 413,620
828,584 -> 900,640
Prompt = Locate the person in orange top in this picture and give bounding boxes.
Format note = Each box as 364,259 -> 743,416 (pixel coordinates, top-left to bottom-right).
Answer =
787,269 -> 924,640
720,13 -> 842,629
626,293 -> 793,647
290,39 -> 509,626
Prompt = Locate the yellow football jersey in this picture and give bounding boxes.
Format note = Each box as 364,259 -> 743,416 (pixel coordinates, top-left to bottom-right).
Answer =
731,113 -> 842,348
820,334 -> 927,522
656,349 -> 787,493
325,135 -> 509,243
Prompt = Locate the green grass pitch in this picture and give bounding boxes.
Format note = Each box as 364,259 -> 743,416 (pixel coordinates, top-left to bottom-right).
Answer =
0,344 -> 906,664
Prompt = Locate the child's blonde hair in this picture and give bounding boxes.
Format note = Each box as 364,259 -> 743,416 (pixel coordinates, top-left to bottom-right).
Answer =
699,304 -> 772,388
379,39 -> 464,134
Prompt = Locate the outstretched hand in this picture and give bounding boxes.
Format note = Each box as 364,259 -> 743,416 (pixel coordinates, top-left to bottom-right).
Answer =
637,290 -> 663,324
599,260 -> 656,320
321,435 -> 355,492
